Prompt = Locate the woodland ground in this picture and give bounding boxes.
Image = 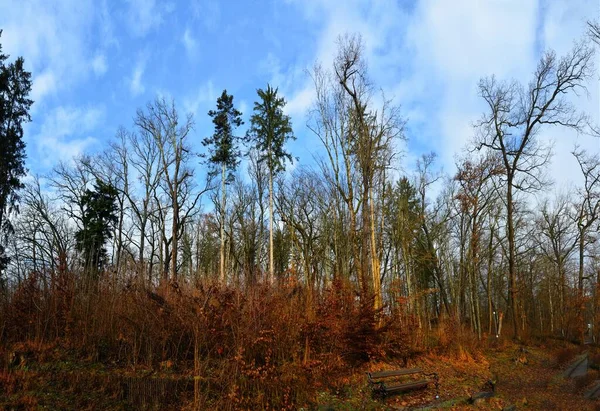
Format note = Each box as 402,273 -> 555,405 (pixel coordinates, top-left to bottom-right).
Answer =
313,338 -> 600,410
0,279 -> 596,410
1,337 -> 599,410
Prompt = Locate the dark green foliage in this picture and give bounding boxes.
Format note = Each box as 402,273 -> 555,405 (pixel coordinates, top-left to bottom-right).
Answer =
273,225 -> 292,275
393,177 -> 420,225
386,178 -> 437,290
386,177 -> 421,252
203,89 -> 243,181
0,30 -> 33,271
75,179 -> 119,273
246,85 -> 296,174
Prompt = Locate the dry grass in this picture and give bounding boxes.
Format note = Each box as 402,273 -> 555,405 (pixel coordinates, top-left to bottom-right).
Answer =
3,272 -> 599,409
0,275 -> 416,409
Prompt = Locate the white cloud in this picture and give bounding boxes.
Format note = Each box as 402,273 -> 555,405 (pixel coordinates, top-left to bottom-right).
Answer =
405,0 -> 598,195
183,80 -> 216,116
2,0 -> 595,197
238,100 -> 249,117
541,0 -> 591,55
98,0 -> 118,48
30,71 -> 57,106
537,0 -> 599,192
190,0 -> 220,31
258,53 -> 283,86
398,0 -> 541,174
154,88 -> 174,101
410,0 -> 538,79
40,106 -> 103,137
129,56 -> 146,96
33,106 -> 104,166
275,0 -> 598,200
126,0 -> 164,37
285,86 -> 314,121
256,52 -> 314,121
0,0 -> 117,109
274,0 -> 411,130
92,53 -> 107,76
182,27 -> 198,57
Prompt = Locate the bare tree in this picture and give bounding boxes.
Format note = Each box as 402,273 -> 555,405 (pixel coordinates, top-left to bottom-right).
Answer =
415,153 -> 451,318
310,62 -> 360,291
127,124 -> 164,281
455,153 -> 503,339
332,34 -> 405,310
536,195 -> 579,336
573,147 -> 600,294
50,157 -> 95,235
135,98 -> 208,282
571,147 -> 600,340
475,42 -> 595,338
18,177 -> 72,276
589,20 -> 600,46
277,168 -> 324,315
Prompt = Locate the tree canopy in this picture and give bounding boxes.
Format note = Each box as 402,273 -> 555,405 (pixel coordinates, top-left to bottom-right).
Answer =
246,85 -> 296,174
75,179 -> 119,274
0,30 -> 33,272
203,89 -> 244,181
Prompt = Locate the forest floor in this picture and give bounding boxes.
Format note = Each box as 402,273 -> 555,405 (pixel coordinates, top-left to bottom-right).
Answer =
316,339 -> 599,410
1,338 -> 599,410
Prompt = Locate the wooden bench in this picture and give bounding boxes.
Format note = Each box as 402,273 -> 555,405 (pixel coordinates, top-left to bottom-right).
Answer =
367,368 -> 438,398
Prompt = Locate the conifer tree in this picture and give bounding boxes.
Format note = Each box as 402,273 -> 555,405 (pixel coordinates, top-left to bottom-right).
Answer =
75,179 -> 119,279
0,30 -> 33,272
203,90 -> 243,283
246,85 -> 295,283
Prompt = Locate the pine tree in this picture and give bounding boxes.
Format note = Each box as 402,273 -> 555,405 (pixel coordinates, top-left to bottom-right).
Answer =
75,179 -> 119,278
203,90 -> 243,283
0,30 -> 33,272
246,85 -> 295,283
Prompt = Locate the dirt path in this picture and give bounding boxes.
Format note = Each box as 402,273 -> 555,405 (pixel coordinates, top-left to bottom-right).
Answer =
363,343 -> 600,409
564,353 -> 589,378
485,345 -> 597,410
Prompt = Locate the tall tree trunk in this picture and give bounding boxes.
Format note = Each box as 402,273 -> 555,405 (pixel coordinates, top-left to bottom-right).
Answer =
171,189 -> 179,282
459,225 -> 466,321
402,246 -> 413,312
361,178 -> 371,301
0,192 -> 6,240
115,194 -> 124,280
559,264 -> 565,336
487,222 -> 495,335
579,227 -> 585,293
506,180 -> 519,339
220,163 -> 226,284
549,281 -> 555,333
578,224 -> 586,340
470,210 -> 482,340
139,214 -> 147,280
370,186 -> 382,311
268,167 -> 274,284
345,158 -> 361,291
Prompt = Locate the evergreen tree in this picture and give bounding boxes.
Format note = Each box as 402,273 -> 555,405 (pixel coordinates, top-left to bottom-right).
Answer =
203,90 -> 243,283
246,85 -> 295,283
75,179 -> 119,276
0,30 -> 33,272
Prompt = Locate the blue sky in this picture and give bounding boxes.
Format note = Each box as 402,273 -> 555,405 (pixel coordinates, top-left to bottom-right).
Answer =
0,0 -> 598,193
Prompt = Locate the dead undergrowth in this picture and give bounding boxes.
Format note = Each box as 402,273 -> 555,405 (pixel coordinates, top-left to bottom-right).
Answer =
2,275 -> 600,409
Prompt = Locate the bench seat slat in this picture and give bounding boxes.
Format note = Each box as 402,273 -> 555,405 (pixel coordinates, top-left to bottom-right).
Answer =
369,368 -> 423,379
384,380 -> 429,393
